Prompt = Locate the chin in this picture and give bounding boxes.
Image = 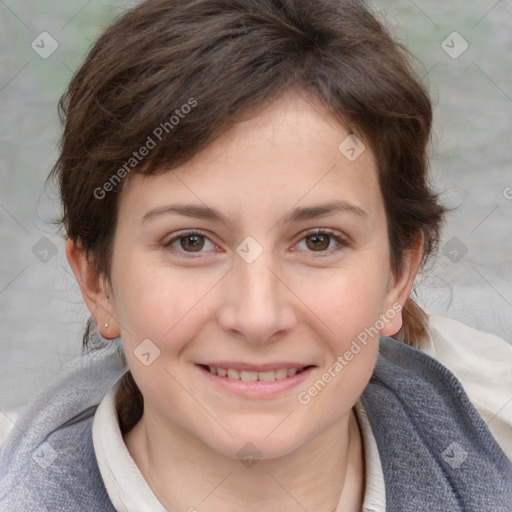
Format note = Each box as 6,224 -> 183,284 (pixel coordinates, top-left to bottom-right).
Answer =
202,421 -> 311,463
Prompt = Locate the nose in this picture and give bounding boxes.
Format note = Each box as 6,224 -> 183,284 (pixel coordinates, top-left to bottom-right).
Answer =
216,250 -> 297,345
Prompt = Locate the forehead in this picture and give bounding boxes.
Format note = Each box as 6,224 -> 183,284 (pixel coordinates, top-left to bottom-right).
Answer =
119,90 -> 383,226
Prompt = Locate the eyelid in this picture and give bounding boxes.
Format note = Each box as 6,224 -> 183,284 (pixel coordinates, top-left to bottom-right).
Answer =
300,227 -> 349,241
162,229 -> 220,258
161,228 -> 212,245
293,228 -> 351,256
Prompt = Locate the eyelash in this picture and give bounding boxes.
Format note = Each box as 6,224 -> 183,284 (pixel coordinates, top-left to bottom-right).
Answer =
162,229 -> 217,259
162,228 -> 350,259
295,228 -> 351,256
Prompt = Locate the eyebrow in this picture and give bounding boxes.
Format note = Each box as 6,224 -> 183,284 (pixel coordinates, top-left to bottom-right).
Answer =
141,199 -> 368,226
283,199 -> 368,223
142,204 -> 228,224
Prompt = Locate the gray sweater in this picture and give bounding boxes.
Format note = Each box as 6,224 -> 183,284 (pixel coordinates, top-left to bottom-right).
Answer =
0,335 -> 511,511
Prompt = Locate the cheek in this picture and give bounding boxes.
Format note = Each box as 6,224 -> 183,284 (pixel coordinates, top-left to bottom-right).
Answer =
111,264 -> 216,407
111,255 -> 218,349
300,263 -> 390,349
293,267 -> 384,424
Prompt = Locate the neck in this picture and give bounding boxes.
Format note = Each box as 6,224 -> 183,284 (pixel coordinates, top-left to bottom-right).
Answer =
124,407 -> 364,512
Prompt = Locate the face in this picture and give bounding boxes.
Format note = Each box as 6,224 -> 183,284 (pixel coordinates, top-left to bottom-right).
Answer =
98,90 -> 413,460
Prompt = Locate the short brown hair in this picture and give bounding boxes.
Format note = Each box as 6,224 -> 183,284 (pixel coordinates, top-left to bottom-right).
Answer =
51,0 -> 446,432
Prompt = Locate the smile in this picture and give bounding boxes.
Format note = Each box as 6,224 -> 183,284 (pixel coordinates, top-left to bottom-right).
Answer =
202,365 -> 309,381
196,364 -> 316,398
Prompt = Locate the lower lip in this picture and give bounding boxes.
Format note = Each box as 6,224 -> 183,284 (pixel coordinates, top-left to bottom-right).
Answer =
196,364 -> 315,398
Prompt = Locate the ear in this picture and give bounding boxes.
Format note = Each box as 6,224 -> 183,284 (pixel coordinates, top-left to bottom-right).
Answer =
380,232 -> 424,336
65,238 -> 120,339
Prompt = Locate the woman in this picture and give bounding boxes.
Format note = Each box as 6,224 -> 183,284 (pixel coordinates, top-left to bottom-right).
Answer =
0,0 -> 510,510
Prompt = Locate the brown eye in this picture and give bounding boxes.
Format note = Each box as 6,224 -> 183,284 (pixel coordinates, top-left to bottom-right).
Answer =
294,229 -> 350,256
305,233 -> 331,251
163,230 -> 216,257
179,234 -> 205,252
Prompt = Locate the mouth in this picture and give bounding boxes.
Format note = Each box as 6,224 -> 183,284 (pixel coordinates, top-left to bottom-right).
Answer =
195,363 -> 316,398
198,364 -> 314,381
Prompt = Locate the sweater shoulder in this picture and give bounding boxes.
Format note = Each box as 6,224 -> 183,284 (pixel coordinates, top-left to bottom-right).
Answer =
361,335 -> 512,511
0,414 -> 115,511
0,338 -> 126,512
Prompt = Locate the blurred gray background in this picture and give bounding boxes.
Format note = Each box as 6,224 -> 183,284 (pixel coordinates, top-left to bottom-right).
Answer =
1,0 -> 512,443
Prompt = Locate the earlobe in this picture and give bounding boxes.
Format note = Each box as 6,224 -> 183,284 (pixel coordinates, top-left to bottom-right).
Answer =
380,233 -> 424,337
65,238 -> 121,339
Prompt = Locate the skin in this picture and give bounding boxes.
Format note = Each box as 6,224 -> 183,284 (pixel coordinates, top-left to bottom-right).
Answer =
67,89 -> 423,512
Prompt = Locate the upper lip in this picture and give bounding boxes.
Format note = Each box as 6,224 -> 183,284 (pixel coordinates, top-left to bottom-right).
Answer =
197,362 -> 314,372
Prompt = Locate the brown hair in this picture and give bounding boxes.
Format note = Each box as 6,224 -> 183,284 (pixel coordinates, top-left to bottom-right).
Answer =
50,0 -> 446,433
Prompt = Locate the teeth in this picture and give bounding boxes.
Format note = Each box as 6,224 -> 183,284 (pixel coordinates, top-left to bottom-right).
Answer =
206,366 -> 304,381
258,370 -> 276,381
240,370 -> 258,381
227,369 -> 240,379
